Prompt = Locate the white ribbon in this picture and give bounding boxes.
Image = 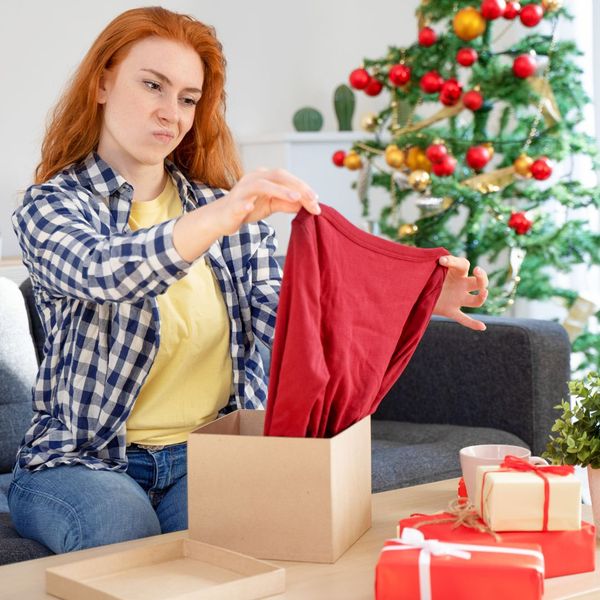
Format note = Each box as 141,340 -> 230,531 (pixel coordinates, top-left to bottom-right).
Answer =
380,527 -> 545,600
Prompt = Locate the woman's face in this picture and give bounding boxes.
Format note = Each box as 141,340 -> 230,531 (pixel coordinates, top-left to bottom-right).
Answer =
97,36 -> 204,173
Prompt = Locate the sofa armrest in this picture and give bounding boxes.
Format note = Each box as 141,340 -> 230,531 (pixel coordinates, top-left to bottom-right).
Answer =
373,316 -> 570,456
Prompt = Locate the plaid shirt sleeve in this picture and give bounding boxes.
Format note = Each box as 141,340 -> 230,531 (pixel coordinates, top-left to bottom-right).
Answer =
248,219 -> 282,350
12,185 -> 194,304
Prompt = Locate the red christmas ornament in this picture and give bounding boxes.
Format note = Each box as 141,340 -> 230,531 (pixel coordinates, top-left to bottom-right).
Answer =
513,53 -> 536,78
480,0 -> 507,20
418,26 -> 437,47
463,89 -> 484,111
364,77 -> 383,96
508,211 -> 533,235
332,150 -> 346,167
466,145 -> 491,170
426,143 -> 449,164
389,64 -> 412,86
503,1 -> 521,19
420,70 -> 444,94
432,155 -> 457,177
349,68 -> 370,90
530,157 -> 553,180
520,3 -> 544,27
439,78 -> 463,106
456,47 -> 478,67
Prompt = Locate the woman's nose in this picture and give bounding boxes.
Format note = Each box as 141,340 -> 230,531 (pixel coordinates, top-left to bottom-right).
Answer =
156,94 -> 178,123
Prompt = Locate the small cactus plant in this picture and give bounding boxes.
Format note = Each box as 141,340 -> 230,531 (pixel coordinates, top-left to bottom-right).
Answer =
334,84 -> 355,131
292,107 -> 323,132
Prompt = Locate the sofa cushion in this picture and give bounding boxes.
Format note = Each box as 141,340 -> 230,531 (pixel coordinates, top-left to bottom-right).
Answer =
371,420 -> 528,493
0,278 -> 37,474
0,473 -> 10,513
19,278 -> 45,366
0,512 -> 53,565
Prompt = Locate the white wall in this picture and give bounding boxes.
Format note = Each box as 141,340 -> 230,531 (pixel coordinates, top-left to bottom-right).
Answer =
0,0 -> 421,258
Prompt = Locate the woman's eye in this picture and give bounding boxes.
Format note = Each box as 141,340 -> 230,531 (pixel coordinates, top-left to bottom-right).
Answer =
181,97 -> 199,107
143,80 -> 161,91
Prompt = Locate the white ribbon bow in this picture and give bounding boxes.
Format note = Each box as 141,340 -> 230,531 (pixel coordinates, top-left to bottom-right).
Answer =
381,528 -> 470,600
380,527 -> 544,600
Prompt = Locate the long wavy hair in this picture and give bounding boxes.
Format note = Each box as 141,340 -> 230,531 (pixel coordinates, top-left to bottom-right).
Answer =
35,6 -> 242,189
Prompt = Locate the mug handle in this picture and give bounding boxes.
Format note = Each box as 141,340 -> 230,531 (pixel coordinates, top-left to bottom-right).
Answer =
530,456 -> 549,466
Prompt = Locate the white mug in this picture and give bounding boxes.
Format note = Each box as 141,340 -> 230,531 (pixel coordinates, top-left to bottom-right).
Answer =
459,444 -> 548,502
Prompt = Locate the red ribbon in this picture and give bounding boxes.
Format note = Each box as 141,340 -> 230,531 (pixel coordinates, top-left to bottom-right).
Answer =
480,455 -> 575,531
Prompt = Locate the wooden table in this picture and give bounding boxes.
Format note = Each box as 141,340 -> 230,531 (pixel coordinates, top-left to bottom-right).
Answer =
0,478 -> 598,599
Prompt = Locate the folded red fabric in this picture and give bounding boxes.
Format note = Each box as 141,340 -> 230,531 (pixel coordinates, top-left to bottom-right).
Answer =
264,204 -> 449,438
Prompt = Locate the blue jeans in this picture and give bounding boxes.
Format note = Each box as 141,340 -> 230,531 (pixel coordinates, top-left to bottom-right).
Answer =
7,442 -> 188,554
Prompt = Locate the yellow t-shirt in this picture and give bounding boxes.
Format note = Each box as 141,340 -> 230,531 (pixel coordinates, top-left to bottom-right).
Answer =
125,176 -> 233,446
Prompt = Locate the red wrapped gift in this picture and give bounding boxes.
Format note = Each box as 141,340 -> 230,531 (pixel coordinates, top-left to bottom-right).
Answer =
399,510 -> 596,578
375,527 -> 544,600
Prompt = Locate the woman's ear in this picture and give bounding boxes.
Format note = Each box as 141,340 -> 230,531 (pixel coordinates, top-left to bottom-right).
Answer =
97,72 -> 110,104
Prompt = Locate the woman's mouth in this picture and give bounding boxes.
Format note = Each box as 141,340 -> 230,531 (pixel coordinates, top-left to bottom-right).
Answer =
152,131 -> 175,143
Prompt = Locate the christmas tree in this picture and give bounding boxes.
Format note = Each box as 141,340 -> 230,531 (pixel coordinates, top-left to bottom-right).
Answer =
333,0 -> 599,371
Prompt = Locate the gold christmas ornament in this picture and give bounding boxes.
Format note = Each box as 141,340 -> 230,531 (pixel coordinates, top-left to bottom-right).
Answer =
442,197 -> 454,210
405,146 -> 432,172
483,143 -> 495,160
360,113 -> 379,132
529,78 -> 562,127
407,169 -> 431,191
542,0 -> 562,12
453,7 -> 486,42
385,148 -> 405,169
395,103 -> 463,135
415,196 -> 445,218
514,154 -> 534,178
343,151 -> 363,171
563,296 -> 597,342
356,160 -> 372,205
398,223 -> 419,238
462,166 -> 516,193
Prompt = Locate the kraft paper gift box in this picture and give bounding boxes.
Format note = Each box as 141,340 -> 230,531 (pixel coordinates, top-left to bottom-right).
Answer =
187,409 -> 372,563
399,512 -> 596,578
475,462 -> 582,531
375,528 -> 544,600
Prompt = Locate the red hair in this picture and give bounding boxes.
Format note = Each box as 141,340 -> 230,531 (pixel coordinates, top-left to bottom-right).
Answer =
35,6 -> 242,189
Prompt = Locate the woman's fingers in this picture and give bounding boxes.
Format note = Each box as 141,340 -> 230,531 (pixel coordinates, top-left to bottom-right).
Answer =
439,255 -> 470,276
451,310 -> 487,331
463,288 -> 489,307
244,169 -> 320,214
473,265 -> 489,290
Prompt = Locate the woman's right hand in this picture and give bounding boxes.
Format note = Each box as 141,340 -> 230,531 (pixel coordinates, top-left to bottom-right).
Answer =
210,168 -> 321,236
173,168 -> 320,263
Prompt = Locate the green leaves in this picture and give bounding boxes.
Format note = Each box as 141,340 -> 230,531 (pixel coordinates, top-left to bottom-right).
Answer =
544,373 -> 600,468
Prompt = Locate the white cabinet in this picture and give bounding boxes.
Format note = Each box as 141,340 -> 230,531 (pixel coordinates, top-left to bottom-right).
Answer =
237,132 -> 372,255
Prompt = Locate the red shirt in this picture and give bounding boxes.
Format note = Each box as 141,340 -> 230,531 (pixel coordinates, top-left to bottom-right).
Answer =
264,204 -> 449,438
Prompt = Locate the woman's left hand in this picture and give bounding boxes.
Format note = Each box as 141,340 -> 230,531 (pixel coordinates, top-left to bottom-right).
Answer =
433,255 -> 489,331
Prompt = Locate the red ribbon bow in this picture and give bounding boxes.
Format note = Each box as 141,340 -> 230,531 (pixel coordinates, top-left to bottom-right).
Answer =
500,455 -> 574,476
481,455 -> 574,531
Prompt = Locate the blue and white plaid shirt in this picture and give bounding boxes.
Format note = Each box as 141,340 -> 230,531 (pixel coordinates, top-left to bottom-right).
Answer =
12,152 -> 281,472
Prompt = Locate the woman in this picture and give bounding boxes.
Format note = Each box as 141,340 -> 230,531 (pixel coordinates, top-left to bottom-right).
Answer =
8,7 -> 488,555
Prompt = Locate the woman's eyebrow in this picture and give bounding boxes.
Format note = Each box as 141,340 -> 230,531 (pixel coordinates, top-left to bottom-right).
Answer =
140,68 -> 202,94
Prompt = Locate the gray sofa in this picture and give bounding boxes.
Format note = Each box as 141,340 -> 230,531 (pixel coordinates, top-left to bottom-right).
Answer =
0,275 -> 569,565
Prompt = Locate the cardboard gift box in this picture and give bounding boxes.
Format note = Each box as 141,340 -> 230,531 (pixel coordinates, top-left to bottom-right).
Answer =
399,512 -> 596,578
187,409 -> 372,563
475,462 -> 582,531
375,528 -> 544,600
46,537 -> 285,600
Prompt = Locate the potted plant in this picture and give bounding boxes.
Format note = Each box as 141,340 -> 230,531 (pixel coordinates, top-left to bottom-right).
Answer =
544,372 -> 600,536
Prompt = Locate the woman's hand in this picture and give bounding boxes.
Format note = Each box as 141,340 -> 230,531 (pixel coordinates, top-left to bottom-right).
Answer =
433,255 -> 489,331
212,168 -> 320,236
